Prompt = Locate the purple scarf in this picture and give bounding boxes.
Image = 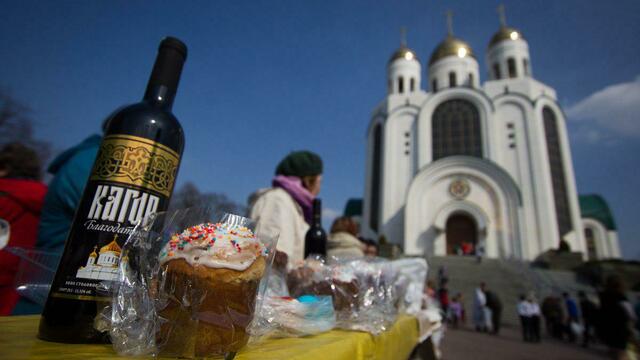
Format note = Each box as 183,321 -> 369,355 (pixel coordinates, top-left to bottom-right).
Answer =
272,175 -> 314,224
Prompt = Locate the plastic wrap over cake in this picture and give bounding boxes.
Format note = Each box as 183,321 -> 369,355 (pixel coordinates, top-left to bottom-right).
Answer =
390,258 -> 428,315
252,295 -> 336,338
287,256 -> 400,335
96,208 -> 278,359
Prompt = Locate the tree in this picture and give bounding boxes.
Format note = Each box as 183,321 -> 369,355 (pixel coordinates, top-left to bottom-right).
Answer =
169,181 -> 247,220
0,91 -> 51,164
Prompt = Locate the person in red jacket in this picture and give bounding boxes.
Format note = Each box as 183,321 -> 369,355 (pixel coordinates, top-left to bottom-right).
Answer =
0,143 -> 47,315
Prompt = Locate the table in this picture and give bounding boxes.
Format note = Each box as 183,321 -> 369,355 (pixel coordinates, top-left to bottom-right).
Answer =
0,315 -> 419,360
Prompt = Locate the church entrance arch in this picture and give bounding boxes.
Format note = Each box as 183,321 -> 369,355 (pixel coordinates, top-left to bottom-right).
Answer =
445,213 -> 477,255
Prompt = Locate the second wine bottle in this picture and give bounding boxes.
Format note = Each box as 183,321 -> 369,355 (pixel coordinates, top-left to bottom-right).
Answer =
304,198 -> 327,258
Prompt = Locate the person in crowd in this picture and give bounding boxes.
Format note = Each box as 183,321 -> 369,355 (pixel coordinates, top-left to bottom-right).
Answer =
361,239 -> 378,257
326,217 -> 364,259
635,295 -> 640,333
437,265 -> 448,288
461,241 -> 473,256
578,291 -> 598,348
449,293 -> 464,329
542,294 -> 565,339
422,279 -> 439,310
517,294 -> 532,342
0,143 -> 47,315
485,288 -> 503,335
437,280 -> 450,317
249,151 -> 323,262
563,292 -> 580,342
424,279 -> 437,299
473,282 -> 491,332
597,275 -> 637,360
528,294 -> 542,343
475,243 -> 484,263
36,132 -> 102,255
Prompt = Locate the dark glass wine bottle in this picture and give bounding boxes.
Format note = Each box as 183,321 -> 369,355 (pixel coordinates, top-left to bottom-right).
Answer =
38,37 -> 187,343
304,198 -> 327,258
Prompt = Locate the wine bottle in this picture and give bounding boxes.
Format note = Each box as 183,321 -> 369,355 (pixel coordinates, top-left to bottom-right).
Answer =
38,37 -> 187,343
304,198 -> 327,258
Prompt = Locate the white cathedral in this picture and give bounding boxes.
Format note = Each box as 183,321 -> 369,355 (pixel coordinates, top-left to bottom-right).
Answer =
361,18 -> 621,261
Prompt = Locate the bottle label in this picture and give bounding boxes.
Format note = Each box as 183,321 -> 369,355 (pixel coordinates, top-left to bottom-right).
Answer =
90,134 -> 178,197
49,134 -> 180,301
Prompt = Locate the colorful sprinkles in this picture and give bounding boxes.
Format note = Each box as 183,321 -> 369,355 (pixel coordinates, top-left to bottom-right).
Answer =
159,222 -> 263,259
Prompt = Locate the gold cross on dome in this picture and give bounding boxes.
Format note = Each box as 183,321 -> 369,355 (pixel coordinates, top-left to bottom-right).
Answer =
400,26 -> 407,47
446,10 -> 454,36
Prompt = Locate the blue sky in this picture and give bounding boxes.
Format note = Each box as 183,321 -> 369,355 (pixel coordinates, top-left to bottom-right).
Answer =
2,0 -> 639,258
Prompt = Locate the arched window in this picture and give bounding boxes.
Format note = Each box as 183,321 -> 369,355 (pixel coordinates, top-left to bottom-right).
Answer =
398,77 -> 404,94
432,79 -> 438,92
449,72 -> 457,87
410,78 -> 415,92
432,99 -> 482,160
507,58 -> 517,78
468,73 -> 474,88
523,58 -> 530,76
493,63 -> 501,79
370,124 -> 382,232
543,106 -> 573,238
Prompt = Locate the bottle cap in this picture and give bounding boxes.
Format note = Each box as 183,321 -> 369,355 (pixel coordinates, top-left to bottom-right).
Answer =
159,36 -> 188,61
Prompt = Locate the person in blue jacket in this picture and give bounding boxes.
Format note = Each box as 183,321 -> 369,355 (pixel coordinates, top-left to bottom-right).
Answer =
36,134 -> 102,254
11,133 -> 101,315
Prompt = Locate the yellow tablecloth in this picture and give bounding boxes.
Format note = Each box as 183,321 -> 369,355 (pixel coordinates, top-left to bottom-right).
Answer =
0,315 -> 418,360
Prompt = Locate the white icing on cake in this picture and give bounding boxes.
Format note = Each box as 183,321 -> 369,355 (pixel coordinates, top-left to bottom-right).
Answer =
159,222 -> 266,271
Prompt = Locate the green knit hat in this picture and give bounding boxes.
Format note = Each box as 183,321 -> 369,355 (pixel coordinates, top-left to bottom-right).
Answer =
275,151 -> 323,177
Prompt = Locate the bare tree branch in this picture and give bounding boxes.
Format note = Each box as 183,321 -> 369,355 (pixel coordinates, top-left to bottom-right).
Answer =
0,91 -> 51,164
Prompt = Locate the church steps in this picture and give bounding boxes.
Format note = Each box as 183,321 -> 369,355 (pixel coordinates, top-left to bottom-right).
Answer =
426,256 -> 593,326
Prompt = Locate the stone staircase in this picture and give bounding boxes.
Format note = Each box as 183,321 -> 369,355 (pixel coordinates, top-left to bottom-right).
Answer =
426,256 -> 593,326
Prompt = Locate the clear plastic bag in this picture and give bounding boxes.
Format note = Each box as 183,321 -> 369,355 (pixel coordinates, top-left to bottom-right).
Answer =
389,258 -> 428,315
253,295 -> 336,338
265,251 -> 289,298
287,256 -> 400,335
97,208 -> 278,359
5,247 -> 60,306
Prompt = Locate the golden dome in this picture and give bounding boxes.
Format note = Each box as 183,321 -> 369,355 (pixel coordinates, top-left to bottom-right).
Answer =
89,246 -> 98,258
99,236 -> 122,254
429,36 -> 475,66
488,26 -> 525,48
389,46 -> 419,64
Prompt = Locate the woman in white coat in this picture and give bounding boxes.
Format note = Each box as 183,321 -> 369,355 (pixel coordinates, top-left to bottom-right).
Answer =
249,151 -> 323,262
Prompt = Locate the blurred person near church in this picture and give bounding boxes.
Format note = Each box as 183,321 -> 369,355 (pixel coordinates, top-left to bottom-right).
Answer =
563,292 -> 580,342
249,150 -> 323,262
448,293 -> 465,329
517,295 -> 532,342
0,143 -> 47,315
485,288 -> 503,335
473,282 -> 491,332
528,294 -> 542,342
597,275 -> 638,360
327,216 -> 365,258
635,295 -> 640,333
542,294 -> 565,339
437,279 -> 450,316
578,290 -> 598,348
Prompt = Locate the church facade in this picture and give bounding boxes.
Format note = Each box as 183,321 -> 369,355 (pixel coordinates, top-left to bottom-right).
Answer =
362,21 -> 621,261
